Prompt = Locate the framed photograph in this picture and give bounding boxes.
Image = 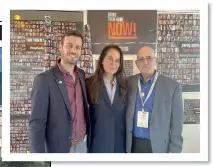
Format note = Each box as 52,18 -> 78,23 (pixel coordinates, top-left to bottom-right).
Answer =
180,14 -> 184,20
188,20 -> 193,25
166,36 -> 171,41
193,14 -> 197,19
185,14 -> 189,19
167,14 -> 171,20
170,36 -> 175,41
166,25 -> 170,30
158,14 -> 163,19
162,14 -> 166,19
196,14 -> 200,20
171,14 -> 176,19
197,20 -> 200,25
184,20 -> 189,25
189,14 -> 193,19
166,20 -> 170,24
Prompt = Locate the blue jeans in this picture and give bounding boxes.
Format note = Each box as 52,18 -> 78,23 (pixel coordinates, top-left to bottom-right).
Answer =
69,140 -> 87,153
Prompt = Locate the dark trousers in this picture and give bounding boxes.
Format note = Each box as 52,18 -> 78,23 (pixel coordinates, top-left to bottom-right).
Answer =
131,137 -> 153,153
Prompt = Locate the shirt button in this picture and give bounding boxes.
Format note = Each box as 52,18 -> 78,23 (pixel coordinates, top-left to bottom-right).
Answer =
68,136 -> 71,140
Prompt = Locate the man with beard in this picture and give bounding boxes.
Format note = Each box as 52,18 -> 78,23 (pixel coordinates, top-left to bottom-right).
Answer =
29,31 -> 90,153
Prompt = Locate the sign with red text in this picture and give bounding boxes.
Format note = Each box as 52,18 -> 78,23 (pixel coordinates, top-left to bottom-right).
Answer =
26,37 -> 44,51
108,12 -> 137,40
88,10 -> 157,54
179,42 -> 200,58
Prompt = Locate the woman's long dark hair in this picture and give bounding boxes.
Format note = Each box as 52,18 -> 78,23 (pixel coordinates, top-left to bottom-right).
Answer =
87,45 -> 127,104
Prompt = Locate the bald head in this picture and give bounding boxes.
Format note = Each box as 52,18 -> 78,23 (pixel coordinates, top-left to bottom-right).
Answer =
135,46 -> 157,79
137,46 -> 155,58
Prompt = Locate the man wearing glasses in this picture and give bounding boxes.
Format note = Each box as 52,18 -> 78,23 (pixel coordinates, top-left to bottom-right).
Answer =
126,46 -> 184,153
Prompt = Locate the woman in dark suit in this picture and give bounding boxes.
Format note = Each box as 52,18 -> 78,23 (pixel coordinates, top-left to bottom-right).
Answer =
86,45 -> 127,153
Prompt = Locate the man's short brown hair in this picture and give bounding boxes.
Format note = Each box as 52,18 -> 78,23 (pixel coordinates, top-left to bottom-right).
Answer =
61,30 -> 84,46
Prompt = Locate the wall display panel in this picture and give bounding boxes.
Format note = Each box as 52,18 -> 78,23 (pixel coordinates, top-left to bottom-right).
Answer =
79,25 -> 93,78
157,13 -> 200,92
10,17 -> 83,152
182,93 -> 200,124
9,11 -> 200,153
88,10 -> 157,54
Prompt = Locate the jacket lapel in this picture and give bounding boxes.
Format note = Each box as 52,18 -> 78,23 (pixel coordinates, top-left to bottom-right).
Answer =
102,84 -> 112,107
129,74 -> 140,120
77,69 -> 88,106
53,66 -> 72,118
150,75 -> 162,125
112,84 -> 120,107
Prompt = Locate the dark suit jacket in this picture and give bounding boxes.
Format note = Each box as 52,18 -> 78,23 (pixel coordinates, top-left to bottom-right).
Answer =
86,80 -> 126,153
29,66 -> 90,153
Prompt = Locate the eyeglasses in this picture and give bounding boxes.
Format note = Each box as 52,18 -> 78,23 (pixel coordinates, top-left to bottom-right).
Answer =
137,56 -> 157,63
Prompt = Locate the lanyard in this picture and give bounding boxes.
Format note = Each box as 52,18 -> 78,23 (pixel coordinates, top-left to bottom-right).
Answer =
138,72 -> 158,111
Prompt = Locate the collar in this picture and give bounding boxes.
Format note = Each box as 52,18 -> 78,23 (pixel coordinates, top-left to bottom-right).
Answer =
140,70 -> 156,85
103,75 -> 117,85
57,58 -> 78,76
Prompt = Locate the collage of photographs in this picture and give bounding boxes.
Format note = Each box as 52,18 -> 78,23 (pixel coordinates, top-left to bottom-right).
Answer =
2,13 -> 52,167
157,13 -> 200,89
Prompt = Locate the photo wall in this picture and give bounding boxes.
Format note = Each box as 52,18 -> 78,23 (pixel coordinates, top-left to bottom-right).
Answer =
9,10 -> 200,153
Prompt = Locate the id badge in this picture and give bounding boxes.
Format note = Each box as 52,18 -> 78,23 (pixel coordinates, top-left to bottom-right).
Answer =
137,110 -> 149,128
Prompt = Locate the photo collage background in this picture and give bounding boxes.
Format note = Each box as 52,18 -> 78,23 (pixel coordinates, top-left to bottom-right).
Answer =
9,13 -> 200,153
